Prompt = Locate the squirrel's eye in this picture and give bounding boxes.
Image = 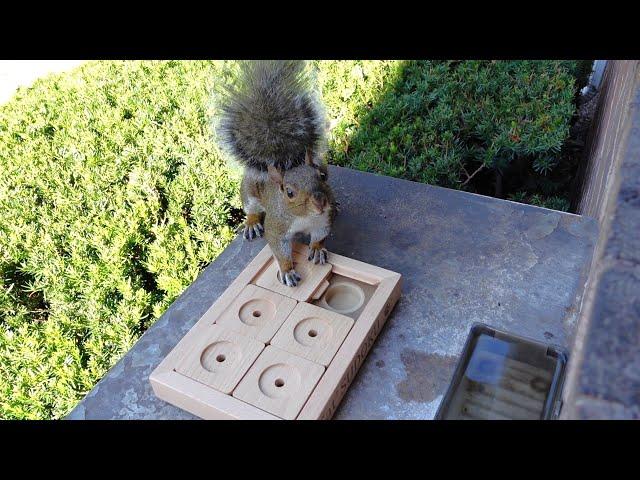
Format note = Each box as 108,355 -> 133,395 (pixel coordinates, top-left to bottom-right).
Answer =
319,171 -> 327,180
286,187 -> 295,198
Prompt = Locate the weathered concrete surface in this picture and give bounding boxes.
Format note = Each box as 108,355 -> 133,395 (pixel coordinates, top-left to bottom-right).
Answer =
562,62 -> 640,419
66,166 -> 597,420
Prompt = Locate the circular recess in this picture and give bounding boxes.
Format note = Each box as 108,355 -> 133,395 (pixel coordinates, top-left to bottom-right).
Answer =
239,298 -> 276,326
200,341 -> 241,372
293,317 -> 333,347
319,281 -> 365,314
258,363 -> 301,399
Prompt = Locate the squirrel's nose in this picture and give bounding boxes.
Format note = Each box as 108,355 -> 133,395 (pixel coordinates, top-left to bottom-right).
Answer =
312,191 -> 327,211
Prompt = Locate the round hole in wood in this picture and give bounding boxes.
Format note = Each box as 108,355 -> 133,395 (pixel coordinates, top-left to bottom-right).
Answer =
200,341 -> 240,372
319,281 -> 365,314
293,318 -> 333,347
239,298 -> 276,326
258,364 -> 301,398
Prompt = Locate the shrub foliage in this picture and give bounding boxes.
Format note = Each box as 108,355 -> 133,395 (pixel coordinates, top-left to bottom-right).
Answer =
324,60 -> 587,198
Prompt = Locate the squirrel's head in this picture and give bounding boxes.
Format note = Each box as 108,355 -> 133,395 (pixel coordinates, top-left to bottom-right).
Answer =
267,150 -> 333,217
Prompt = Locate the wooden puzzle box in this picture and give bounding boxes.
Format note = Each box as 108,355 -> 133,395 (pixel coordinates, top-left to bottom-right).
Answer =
149,242 -> 402,420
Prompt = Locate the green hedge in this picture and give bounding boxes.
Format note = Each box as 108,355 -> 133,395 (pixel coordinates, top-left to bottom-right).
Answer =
0,60 -> 586,419
0,61 -> 241,419
324,60 -> 588,203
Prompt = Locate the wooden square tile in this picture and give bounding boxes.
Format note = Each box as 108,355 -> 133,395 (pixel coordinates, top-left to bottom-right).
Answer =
270,302 -> 354,366
232,346 -> 325,419
254,246 -> 332,302
216,284 -> 297,343
174,325 -> 264,394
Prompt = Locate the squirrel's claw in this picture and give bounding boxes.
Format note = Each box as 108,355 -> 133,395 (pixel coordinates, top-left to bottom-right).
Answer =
252,223 -> 264,238
308,246 -> 328,265
243,222 -> 264,241
278,269 -> 301,287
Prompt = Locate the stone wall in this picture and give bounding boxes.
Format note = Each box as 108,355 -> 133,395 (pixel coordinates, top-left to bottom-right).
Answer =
574,61 -> 639,224
562,60 -> 640,419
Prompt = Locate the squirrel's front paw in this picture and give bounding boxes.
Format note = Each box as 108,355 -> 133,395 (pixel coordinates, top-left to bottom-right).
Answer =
243,214 -> 264,241
278,269 -> 301,287
307,243 -> 328,265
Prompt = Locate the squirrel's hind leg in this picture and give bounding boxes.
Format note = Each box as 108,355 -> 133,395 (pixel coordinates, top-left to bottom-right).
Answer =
243,212 -> 264,241
240,176 -> 265,241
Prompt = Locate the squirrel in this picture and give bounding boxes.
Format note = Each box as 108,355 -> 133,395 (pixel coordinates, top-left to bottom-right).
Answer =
215,60 -> 336,287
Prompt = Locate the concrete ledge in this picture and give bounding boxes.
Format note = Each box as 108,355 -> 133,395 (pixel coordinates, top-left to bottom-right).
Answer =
67,166 -> 597,419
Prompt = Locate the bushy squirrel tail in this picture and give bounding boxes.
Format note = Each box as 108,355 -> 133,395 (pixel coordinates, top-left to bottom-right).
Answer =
215,60 -> 327,173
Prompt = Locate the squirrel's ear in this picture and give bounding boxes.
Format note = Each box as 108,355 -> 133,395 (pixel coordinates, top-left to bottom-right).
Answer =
267,165 -> 283,187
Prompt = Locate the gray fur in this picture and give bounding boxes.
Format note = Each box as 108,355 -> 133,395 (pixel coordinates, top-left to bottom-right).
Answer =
215,60 -> 328,173
217,61 -> 336,288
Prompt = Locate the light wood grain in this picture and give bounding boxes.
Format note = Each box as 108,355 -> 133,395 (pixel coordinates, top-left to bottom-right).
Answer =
270,302 -> 354,366
174,325 -> 264,394
255,246 -> 332,302
232,346 -> 325,419
323,251 -> 394,286
298,272 -> 402,419
311,279 -> 330,301
150,371 -> 280,420
216,284 -> 297,343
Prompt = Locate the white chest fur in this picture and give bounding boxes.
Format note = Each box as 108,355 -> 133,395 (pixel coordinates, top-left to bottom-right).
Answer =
287,211 -> 331,241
